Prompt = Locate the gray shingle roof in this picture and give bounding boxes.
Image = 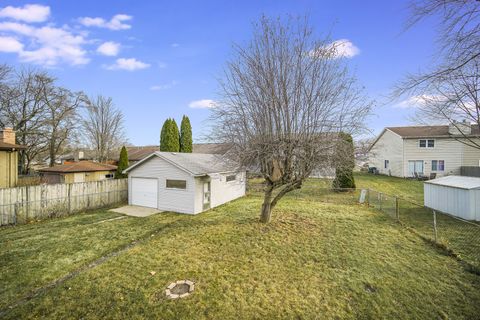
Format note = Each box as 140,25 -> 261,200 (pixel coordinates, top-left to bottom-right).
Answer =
126,151 -> 240,175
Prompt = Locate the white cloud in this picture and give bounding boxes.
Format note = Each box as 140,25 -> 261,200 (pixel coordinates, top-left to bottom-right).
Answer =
0,4 -> 50,23
0,36 -> 23,52
188,99 -> 216,109
105,58 -> 150,71
79,14 -> 132,30
150,81 -> 178,91
0,22 -> 88,66
394,95 -> 436,109
97,41 -> 120,56
311,39 -> 360,59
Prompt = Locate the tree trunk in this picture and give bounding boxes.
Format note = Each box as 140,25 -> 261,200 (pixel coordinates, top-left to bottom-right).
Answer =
260,184 -> 273,223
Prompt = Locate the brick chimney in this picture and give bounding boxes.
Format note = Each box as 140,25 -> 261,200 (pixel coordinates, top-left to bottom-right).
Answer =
0,127 -> 16,144
448,120 -> 472,135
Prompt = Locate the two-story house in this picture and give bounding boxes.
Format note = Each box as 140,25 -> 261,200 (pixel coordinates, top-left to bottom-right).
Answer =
0,127 -> 25,188
368,121 -> 480,178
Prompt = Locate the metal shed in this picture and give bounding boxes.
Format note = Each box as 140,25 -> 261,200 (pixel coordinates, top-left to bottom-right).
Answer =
424,175 -> 480,221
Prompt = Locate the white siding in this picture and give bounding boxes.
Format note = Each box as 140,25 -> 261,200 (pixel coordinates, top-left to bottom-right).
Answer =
424,184 -> 480,221
369,130 -> 404,177
403,138 -> 463,177
462,141 -> 480,166
128,157 -> 196,214
210,171 -> 246,208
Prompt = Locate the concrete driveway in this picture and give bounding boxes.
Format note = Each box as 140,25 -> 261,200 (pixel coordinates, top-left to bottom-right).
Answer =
109,205 -> 162,217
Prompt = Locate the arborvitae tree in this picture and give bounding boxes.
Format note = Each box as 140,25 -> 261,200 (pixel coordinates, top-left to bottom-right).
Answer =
180,115 -> 193,153
160,118 -> 180,152
169,119 -> 180,151
116,146 -> 129,179
332,132 -> 356,190
160,118 -> 170,151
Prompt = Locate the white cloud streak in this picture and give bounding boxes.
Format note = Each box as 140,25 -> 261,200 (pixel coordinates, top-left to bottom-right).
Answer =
79,14 -> 132,30
105,58 -> 150,71
0,36 -> 23,52
0,4 -> 50,23
188,99 -> 216,109
310,39 -> 360,59
97,41 -> 120,56
150,81 -> 178,91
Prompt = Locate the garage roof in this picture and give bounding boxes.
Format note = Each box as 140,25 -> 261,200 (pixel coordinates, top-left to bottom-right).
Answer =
124,151 -> 241,176
424,175 -> 480,190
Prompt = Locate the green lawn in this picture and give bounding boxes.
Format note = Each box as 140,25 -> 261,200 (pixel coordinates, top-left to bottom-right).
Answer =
1,174 -> 479,319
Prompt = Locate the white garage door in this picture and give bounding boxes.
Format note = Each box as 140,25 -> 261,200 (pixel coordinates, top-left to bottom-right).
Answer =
131,178 -> 158,208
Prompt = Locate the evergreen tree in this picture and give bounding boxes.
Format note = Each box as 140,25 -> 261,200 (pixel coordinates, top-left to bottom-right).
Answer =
180,115 -> 193,153
332,132 -> 356,190
116,146 -> 129,179
160,118 -> 180,152
160,119 -> 170,151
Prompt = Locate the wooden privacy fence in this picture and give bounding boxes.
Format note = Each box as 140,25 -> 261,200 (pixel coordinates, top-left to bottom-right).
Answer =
0,179 -> 128,226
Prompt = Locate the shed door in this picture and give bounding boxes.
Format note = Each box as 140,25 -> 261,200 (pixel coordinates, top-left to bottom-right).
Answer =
131,178 -> 158,208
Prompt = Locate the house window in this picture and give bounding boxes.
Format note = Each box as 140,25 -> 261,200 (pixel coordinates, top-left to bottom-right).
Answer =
166,179 -> 187,189
105,173 -> 114,179
384,160 -> 389,169
419,139 -> 435,148
431,160 -> 445,171
226,174 -> 236,182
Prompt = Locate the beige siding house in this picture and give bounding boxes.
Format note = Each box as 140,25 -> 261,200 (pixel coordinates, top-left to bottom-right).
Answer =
38,161 -> 117,184
369,122 -> 480,178
0,128 -> 25,189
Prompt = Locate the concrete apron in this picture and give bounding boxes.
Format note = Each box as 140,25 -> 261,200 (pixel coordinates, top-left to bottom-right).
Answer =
109,205 -> 162,217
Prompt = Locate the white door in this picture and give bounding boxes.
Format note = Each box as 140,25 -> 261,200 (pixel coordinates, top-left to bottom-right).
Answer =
74,173 -> 85,183
203,181 -> 211,210
408,160 -> 424,176
131,178 -> 158,208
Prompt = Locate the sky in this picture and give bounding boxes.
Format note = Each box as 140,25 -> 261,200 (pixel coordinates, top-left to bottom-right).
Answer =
0,1 -> 439,145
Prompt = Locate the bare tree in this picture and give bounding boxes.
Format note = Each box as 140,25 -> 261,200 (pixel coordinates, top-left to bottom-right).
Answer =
82,95 -> 126,162
0,68 -> 49,173
211,16 -> 372,223
39,75 -> 84,166
408,58 -> 480,149
398,0 -> 480,91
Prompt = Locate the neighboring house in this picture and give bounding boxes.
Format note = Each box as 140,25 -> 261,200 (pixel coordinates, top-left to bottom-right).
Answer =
38,161 -> 117,184
368,121 -> 480,178
124,152 -> 246,214
0,128 -> 25,188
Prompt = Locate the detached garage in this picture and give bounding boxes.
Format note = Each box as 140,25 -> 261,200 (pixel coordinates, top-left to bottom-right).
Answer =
424,175 -> 480,221
124,151 -> 246,214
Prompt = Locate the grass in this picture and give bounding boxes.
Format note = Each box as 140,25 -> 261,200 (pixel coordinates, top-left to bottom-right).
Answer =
1,175 -> 479,319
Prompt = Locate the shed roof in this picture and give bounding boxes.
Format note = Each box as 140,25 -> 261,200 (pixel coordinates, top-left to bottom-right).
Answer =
124,151 -> 241,176
424,175 -> 480,190
38,161 -> 117,173
0,141 -> 26,151
387,125 -> 480,138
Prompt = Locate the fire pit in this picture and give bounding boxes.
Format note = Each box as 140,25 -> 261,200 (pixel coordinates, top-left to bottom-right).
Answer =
165,280 -> 195,299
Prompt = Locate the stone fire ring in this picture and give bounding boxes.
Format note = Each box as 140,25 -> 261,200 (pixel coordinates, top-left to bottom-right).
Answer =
165,280 -> 195,299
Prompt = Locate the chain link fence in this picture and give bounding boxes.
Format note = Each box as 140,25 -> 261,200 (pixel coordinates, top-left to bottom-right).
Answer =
247,179 -> 479,270
367,189 -> 480,270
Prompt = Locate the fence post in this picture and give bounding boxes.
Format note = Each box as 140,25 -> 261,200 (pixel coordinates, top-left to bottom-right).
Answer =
395,197 -> 399,221
14,202 -> 18,225
379,193 -> 383,211
68,183 -> 72,214
432,210 -> 438,243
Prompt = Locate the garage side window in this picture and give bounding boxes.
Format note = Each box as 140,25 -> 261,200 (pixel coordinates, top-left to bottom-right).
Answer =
226,174 -> 236,182
166,179 -> 187,189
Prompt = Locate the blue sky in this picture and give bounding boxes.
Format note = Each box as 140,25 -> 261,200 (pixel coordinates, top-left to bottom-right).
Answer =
0,1 -> 438,145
